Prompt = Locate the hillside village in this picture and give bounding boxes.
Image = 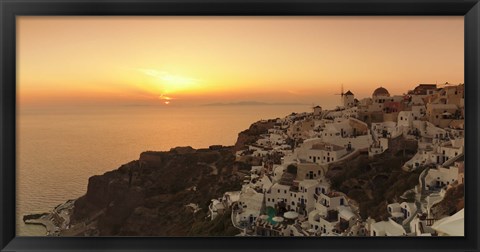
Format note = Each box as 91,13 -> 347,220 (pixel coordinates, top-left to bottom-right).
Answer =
208,83 -> 465,237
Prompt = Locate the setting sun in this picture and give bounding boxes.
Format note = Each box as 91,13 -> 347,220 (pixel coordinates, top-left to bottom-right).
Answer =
17,16 -> 463,108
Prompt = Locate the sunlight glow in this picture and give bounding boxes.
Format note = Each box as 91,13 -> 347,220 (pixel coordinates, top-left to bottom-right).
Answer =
139,68 -> 200,95
17,17 -> 464,107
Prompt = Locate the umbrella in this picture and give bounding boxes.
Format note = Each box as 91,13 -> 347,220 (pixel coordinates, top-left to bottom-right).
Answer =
259,215 -> 269,220
283,211 -> 299,219
272,216 -> 284,222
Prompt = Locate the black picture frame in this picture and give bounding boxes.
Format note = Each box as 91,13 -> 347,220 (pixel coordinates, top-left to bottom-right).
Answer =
1,0 -> 479,251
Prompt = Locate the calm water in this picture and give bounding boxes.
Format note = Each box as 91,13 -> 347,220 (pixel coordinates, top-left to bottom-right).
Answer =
16,104 -> 311,236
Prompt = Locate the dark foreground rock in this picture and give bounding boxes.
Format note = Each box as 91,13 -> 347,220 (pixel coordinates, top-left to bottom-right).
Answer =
70,145 -> 242,236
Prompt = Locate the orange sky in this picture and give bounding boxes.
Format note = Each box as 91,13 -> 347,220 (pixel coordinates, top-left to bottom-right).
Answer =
17,16 -> 464,108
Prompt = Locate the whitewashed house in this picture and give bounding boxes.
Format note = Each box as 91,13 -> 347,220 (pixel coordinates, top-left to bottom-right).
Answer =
305,142 -> 348,164
265,183 -> 291,208
424,165 -> 459,190
431,209 -> 464,236
237,187 -> 264,225
370,218 -> 406,236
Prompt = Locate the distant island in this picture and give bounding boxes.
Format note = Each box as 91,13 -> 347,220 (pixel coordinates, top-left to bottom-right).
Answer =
201,101 -> 308,106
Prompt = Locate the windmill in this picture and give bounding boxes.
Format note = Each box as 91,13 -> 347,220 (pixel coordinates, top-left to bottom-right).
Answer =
334,84 -> 345,105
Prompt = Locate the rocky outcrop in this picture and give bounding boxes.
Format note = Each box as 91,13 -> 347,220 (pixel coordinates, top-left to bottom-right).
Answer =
234,120 -> 276,151
70,146 -> 242,236
326,136 -> 420,221
430,183 -> 464,219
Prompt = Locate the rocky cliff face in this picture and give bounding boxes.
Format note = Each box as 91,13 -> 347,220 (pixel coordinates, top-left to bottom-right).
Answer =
430,183 -> 464,219
67,118 -> 275,236
234,119 -> 276,151
326,137 -> 420,221
70,146 -> 242,236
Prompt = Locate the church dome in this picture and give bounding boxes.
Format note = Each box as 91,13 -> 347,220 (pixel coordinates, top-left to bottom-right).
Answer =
372,87 -> 390,97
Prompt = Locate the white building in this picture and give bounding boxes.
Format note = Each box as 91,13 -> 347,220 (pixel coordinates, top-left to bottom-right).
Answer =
397,111 -> 414,129
289,180 -> 319,214
431,209 -> 464,236
208,199 -> 225,220
424,164 -> 460,190
400,202 -> 417,220
237,187 -> 264,225
387,203 -> 404,219
370,218 -> 406,236
265,183 -> 291,208
305,143 -> 348,164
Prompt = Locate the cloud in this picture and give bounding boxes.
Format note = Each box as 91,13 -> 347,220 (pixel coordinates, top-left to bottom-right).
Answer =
139,68 -> 199,86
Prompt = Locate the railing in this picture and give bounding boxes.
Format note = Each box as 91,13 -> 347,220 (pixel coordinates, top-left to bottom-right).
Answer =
425,218 -> 436,226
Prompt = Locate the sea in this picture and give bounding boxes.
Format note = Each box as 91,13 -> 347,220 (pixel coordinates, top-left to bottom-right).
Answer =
16,104 -> 315,236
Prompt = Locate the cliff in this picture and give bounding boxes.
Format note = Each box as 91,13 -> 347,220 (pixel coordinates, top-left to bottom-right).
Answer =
70,145 -> 242,236
430,183 -> 464,219
234,119 -> 276,151
326,136 -> 420,221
